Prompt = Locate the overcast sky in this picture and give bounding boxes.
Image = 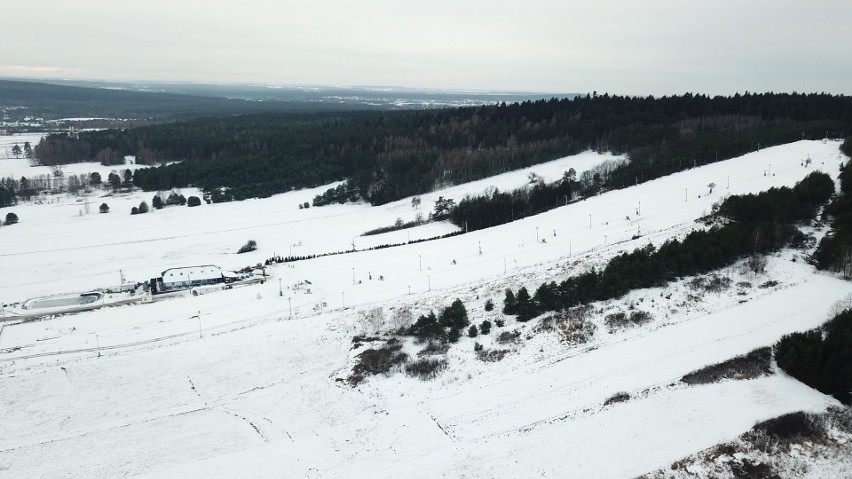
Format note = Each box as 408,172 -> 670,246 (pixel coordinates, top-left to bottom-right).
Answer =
1,0 -> 850,95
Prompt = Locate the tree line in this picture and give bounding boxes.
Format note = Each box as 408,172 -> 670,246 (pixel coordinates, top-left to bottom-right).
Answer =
30,92 -> 852,206
811,137 -> 852,277
0,169 -> 135,207
775,308 -> 852,405
445,159 -> 630,232
0,79 -> 322,122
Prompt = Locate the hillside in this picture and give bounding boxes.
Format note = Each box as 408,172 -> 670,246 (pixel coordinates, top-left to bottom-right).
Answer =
30,79 -> 568,110
0,140 -> 850,478
0,79 -> 308,121
0,79 -> 564,124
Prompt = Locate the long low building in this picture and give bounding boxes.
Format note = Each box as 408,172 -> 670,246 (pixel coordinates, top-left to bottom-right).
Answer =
150,265 -> 263,294
151,265 -> 223,294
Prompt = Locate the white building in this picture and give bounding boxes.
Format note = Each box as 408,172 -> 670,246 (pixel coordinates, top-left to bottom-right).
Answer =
159,265 -> 224,291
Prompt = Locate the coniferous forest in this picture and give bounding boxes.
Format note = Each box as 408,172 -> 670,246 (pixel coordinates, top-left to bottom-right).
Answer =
775,308 -> 852,405
812,140 -> 852,277
32,92 -> 852,206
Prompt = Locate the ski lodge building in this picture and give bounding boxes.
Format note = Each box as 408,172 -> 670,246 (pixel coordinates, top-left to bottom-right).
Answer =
151,265 -> 231,293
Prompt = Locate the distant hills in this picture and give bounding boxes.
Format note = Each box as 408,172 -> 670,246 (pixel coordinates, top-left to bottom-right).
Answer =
0,78 -> 572,122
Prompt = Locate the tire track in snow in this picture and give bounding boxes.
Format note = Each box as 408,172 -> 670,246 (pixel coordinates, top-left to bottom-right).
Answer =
0,406 -> 211,454
187,373 -> 269,443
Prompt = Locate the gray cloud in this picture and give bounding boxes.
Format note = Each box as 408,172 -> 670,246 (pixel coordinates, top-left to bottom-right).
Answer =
1,0 -> 850,95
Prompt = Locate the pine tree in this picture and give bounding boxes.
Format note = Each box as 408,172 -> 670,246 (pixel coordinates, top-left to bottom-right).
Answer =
516,287 -> 535,322
503,289 -> 517,314
448,327 -> 461,343
108,172 -> 121,190
439,299 -> 468,330
484,298 -> 494,311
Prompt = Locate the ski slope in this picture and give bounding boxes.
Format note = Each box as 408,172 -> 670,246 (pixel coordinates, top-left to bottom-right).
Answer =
426,276 -> 850,442
0,139 -> 849,478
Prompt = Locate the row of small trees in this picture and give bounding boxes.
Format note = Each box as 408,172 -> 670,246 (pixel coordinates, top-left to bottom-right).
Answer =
152,191 -> 187,209
130,194 -> 201,215
9,142 -> 33,159
0,169 -> 135,206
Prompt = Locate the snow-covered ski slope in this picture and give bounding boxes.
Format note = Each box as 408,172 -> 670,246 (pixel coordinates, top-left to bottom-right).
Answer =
0,139 -> 849,478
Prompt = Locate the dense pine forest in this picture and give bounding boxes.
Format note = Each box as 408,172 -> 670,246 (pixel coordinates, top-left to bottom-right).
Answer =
31,92 -> 852,206
812,139 -> 852,277
775,308 -> 852,405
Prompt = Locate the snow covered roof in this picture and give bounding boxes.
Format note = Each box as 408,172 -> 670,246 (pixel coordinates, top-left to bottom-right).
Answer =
161,265 -> 223,283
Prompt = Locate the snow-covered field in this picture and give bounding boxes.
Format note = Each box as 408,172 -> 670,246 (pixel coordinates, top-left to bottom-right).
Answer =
0,133 -> 45,161
0,139 -> 849,478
